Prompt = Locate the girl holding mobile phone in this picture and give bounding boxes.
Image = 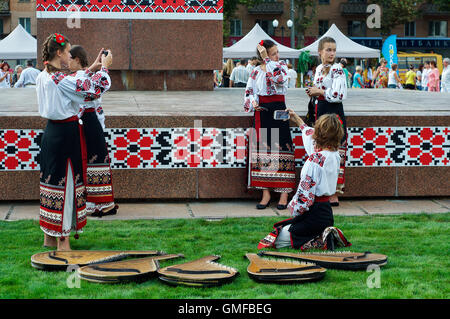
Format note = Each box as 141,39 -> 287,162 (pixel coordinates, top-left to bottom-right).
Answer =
244,40 -> 295,211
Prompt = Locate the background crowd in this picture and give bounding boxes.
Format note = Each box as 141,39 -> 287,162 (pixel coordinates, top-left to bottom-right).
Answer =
216,56 -> 450,93
0,60 -> 41,88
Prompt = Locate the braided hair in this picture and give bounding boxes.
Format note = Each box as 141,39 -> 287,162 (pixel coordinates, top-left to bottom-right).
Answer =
42,33 -> 70,74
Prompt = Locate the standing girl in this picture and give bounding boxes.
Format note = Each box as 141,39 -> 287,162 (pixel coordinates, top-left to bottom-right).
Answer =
68,45 -> 118,217
427,60 -> 440,92
0,62 -> 12,88
244,40 -> 296,210
36,33 -> 112,250
305,37 -> 347,206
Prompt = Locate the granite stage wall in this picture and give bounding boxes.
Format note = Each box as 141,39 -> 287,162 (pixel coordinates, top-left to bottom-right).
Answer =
0,115 -> 449,201
36,0 -> 223,90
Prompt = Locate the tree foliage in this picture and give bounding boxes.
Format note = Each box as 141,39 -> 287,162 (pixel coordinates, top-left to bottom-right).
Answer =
223,0 -> 262,46
369,0 -> 426,35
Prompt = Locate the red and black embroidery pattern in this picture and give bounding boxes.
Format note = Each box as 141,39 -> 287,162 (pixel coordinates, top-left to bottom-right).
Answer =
0,126 -> 449,171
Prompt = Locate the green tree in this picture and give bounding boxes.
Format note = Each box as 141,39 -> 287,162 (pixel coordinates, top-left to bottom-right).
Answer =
223,0 -> 262,47
369,0 -> 426,36
293,0 -> 318,48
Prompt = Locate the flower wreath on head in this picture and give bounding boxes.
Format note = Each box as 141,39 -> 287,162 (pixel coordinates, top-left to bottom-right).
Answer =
53,33 -> 66,46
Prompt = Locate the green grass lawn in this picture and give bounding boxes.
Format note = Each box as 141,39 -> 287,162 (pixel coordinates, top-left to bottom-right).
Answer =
0,213 -> 449,299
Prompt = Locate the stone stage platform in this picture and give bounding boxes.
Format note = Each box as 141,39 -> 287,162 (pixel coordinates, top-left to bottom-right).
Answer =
0,88 -> 449,201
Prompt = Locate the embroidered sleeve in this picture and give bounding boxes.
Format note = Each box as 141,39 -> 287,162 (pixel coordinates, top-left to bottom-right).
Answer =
57,67 -> 111,103
324,65 -> 347,103
300,124 -> 316,156
244,70 -> 258,113
288,159 -> 322,217
265,58 -> 289,87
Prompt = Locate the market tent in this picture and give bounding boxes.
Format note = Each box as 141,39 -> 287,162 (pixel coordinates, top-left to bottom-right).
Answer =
300,24 -> 380,58
0,24 -> 37,59
223,23 -> 302,59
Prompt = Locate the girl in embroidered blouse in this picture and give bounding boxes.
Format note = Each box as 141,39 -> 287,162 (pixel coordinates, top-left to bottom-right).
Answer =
244,40 -> 296,211
68,45 -> 118,218
306,36 -> 347,207
257,111 -> 344,250
36,33 -> 112,251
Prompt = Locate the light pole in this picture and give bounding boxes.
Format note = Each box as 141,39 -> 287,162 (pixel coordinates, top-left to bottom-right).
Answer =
290,0 -> 295,48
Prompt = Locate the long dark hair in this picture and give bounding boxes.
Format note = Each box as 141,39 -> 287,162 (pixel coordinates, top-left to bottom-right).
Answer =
256,39 -> 276,65
69,45 -> 89,68
42,33 -> 70,73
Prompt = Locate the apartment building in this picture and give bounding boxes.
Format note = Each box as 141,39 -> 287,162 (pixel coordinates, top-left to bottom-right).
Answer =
229,0 -> 450,56
0,0 -> 37,39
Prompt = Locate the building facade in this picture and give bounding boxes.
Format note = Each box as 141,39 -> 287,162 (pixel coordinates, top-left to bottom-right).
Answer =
229,0 -> 450,56
1,0 -> 37,39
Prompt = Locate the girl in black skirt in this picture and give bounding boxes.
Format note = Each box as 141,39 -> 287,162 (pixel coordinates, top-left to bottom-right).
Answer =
68,45 -> 118,218
244,40 -> 296,210
257,112 -> 344,249
36,33 -> 112,250
306,36 -> 347,206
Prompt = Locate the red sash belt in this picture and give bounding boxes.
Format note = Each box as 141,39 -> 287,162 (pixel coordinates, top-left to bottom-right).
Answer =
50,115 -> 87,185
315,196 -> 330,202
84,108 -> 96,113
258,95 -> 285,104
316,95 -> 325,101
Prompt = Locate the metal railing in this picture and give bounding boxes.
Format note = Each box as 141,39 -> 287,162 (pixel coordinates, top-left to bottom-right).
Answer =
340,2 -> 368,15
248,1 -> 284,15
0,0 -> 10,13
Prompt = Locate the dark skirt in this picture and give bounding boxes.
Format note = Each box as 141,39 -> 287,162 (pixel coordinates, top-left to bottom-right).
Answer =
81,109 -> 115,214
315,99 -> 347,194
248,95 -> 296,193
39,118 -> 87,237
274,201 -> 334,249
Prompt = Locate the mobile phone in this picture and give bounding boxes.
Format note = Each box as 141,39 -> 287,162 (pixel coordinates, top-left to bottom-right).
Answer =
274,110 -> 290,120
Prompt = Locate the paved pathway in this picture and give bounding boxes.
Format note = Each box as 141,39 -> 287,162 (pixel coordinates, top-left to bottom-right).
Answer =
1,88 -> 450,117
1,198 -> 449,221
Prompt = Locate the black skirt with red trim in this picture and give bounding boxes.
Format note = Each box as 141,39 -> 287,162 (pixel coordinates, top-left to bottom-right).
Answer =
81,109 -> 115,213
247,95 -> 296,192
39,118 -> 87,237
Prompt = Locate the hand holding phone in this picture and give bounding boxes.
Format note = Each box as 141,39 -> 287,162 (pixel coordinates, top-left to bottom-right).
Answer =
274,110 -> 290,121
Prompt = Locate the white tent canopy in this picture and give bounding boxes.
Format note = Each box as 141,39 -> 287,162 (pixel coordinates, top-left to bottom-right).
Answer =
223,23 -> 302,59
300,24 -> 380,58
0,24 -> 37,60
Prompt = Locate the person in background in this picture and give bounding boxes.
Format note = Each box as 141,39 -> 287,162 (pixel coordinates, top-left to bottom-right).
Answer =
307,37 -> 348,206
352,66 -> 364,88
427,60 -> 440,92
404,64 -> 416,90
222,59 -> 234,88
421,61 -> 430,91
372,58 -> 389,88
416,64 -> 423,91
12,65 -> 23,87
244,39 -> 294,211
339,58 -> 352,88
230,58 -> 249,87
213,69 -> 222,88
14,60 -> 41,88
246,56 -> 258,75
287,62 -> 298,88
441,58 -> 450,93
388,63 -> 402,89
0,62 -> 12,88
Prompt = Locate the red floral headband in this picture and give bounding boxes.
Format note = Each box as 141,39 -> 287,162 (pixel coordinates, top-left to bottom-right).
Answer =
53,33 -> 66,46
259,40 -> 264,46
